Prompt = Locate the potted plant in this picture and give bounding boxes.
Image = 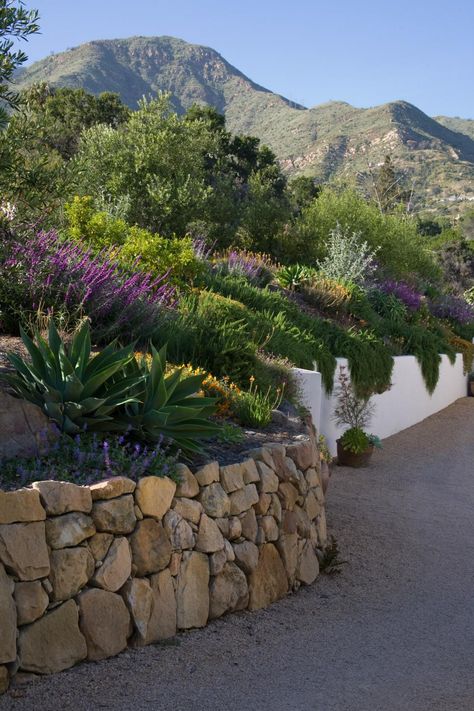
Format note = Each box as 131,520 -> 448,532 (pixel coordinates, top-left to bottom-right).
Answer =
333,366 -> 382,468
468,372 -> 474,397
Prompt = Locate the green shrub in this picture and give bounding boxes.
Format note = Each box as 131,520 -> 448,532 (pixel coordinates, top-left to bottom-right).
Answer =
297,187 -> 440,282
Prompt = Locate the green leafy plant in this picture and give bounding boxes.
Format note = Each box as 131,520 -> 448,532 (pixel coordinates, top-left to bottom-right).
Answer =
339,427 -> 371,454
120,344 -> 220,453
318,536 -> 348,575
4,320 -> 141,434
276,263 -> 313,290
232,377 -> 284,428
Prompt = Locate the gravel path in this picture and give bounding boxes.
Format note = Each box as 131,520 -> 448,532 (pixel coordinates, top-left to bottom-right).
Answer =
2,398 -> 474,711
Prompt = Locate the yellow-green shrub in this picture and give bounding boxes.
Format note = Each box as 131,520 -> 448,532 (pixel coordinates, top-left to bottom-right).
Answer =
65,195 -> 202,283
120,228 -> 201,284
64,196 -> 129,248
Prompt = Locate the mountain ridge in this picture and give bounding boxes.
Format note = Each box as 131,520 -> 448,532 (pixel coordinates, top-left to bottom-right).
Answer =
15,35 -> 474,214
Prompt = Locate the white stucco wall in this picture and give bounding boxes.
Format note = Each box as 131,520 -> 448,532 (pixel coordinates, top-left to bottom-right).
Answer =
294,353 -> 467,455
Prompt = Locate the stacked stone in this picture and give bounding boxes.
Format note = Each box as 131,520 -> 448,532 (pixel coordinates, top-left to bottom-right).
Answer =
0,434 -> 327,693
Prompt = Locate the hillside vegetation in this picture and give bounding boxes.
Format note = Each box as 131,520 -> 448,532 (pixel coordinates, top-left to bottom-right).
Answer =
15,35 -> 474,215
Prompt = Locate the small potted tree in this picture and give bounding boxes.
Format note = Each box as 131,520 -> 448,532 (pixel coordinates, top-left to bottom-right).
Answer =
333,366 -> 382,467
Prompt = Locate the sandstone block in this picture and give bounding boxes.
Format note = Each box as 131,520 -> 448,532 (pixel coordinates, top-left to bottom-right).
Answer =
209,562 -> 249,619
277,482 -> 299,511
256,462 -> 279,493
259,515 -> 279,542
241,458 -> 260,484
261,443 -> 287,479
0,564 -> 16,664
46,512 -> 95,549
209,549 -> 227,576
90,476 -> 136,501
296,540 -> 319,585
19,599 -> 87,673
0,521 -> 50,580
240,508 -> 258,542
88,532 -> 113,562
121,577 -> 153,646
244,447 -> 275,469
32,481 -> 91,516
134,476 -> 176,520
224,539 -> 235,562
195,514 -> 224,553
320,460 -> 330,494
220,463 -> 245,493
163,510 -> 194,550
194,461 -> 219,486
276,532 -> 298,583
91,496 -> 136,534
14,580 -> 49,626
294,505 -> 312,538
248,544 -> 288,611
176,552 -> 209,629
169,552 -> 182,576
215,517 -> 230,537
316,509 -> 328,546
228,516 -> 242,540
49,547 -> 94,601
0,392 -> 57,461
129,519 -> 171,576
78,588 -> 130,661
91,537 -> 131,592
268,493 -> 282,523
282,510 -> 297,535
174,464 -> 199,498
286,440 -> 315,471
232,540 -> 259,575
172,497 -> 203,525
304,491 -> 321,520
0,488 -> 45,524
229,484 -> 259,515
305,467 -> 321,488
254,492 -> 271,515
198,483 -> 230,518
147,568 -> 177,642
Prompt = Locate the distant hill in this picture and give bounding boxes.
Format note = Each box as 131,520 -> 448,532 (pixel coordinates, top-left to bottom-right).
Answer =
15,36 -> 474,215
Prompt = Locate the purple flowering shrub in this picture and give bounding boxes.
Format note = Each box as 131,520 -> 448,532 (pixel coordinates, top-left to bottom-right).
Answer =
213,249 -> 275,285
379,280 -> 423,311
1,230 -> 176,342
429,295 -> 474,325
0,431 -> 179,490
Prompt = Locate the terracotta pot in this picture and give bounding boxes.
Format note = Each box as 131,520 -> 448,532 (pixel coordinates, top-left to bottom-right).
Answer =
336,439 -> 374,468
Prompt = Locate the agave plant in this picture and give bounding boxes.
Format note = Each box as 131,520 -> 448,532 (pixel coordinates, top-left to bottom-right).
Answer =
4,321 -> 142,434
120,345 -> 220,453
276,264 -> 313,290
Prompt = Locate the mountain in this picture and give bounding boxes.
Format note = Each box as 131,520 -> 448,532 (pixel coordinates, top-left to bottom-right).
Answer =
15,36 -> 474,215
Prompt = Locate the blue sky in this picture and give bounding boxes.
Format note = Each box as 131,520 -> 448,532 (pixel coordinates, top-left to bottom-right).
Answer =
22,0 -> 474,118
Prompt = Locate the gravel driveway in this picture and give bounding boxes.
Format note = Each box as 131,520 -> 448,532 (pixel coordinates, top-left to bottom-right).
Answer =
2,398 -> 474,711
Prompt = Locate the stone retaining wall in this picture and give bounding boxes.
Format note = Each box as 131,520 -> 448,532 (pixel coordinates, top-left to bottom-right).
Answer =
0,429 -> 328,693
